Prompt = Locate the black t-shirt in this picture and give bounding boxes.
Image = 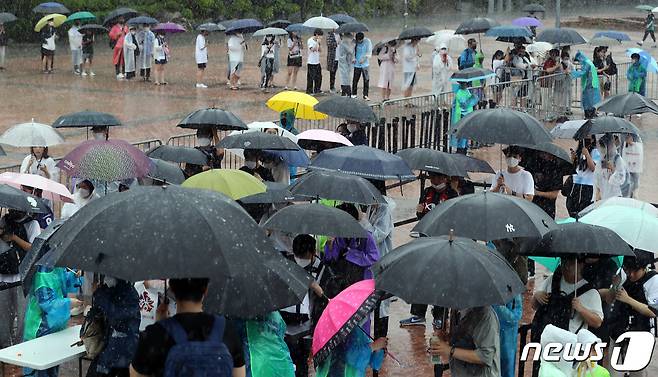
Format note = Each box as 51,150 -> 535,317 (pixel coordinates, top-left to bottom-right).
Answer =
526,160 -> 563,219
239,165 -> 274,182
82,34 -> 94,54
416,186 -> 458,219
131,313 -> 245,377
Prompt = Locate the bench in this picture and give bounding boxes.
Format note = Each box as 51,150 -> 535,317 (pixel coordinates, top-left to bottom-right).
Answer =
0,325 -> 86,377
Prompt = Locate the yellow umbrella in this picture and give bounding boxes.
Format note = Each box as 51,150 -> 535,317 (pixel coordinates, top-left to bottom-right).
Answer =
34,14 -> 67,32
266,91 -> 328,120
181,169 -> 266,200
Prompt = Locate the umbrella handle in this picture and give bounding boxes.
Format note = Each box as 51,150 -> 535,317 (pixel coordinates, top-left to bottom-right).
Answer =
356,325 -> 403,367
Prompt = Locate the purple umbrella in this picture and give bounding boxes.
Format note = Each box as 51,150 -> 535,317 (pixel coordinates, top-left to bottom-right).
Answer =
153,22 -> 186,34
56,140 -> 152,182
512,17 -> 542,28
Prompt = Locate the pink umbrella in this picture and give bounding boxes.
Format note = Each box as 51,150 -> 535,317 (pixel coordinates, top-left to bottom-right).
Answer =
297,129 -> 353,151
0,172 -> 74,203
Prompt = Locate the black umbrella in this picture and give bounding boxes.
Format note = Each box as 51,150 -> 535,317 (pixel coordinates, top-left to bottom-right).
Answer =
373,38 -> 397,55
536,28 -> 586,45
262,203 -> 367,238
328,14 -> 358,25
450,153 -> 495,173
596,92 -> 658,116
268,19 -> 291,28
77,24 -> 109,34
52,111 -> 121,128
309,145 -> 416,181
127,16 -> 158,26
374,236 -> 526,309
286,23 -> 312,33
572,116 -> 642,139
496,36 -> 533,44
336,22 -> 369,34
177,108 -> 247,131
0,13 -> 18,23
396,148 -> 468,177
217,19 -> 237,29
147,158 -> 186,184
313,96 -> 378,122
19,220 -> 64,296
226,18 -> 263,34
413,191 -> 557,240
520,222 -> 634,258
45,186 -> 311,318
103,7 -> 138,25
0,185 -> 49,214
197,22 -> 225,32
290,170 -> 385,205
516,142 -> 576,176
33,2 -> 70,14
239,182 -> 297,204
455,17 -> 500,35
454,108 -> 553,145
523,3 -> 546,13
146,145 -> 209,165
217,132 -> 300,151
450,67 -> 495,82
398,26 -> 433,40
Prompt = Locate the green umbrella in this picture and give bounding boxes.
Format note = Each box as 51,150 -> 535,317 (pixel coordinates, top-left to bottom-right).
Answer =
66,11 -> 96,23
636,5 -> 655,11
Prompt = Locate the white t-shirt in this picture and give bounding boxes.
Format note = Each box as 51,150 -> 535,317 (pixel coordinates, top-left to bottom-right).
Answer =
68,26 -> 82,50
195,34 -> 207,64
594,154 -> 627,200
573,149 -> 601,186
492,59 -> 505,84
539,277 -> 604,333
402,43 -> 418,73
622,141 -> 643,173
227,35 -> 244,63
307,37 -> 320,65
490,168 -> 535,196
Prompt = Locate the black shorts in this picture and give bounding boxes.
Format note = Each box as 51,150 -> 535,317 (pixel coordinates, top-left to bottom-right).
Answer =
287,56 -> 302,67
41,47 -> 54,58
197,63 -> 206,69
155,59 -> 167,65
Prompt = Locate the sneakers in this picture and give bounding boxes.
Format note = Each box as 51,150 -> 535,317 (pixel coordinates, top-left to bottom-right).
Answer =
116,73 -> 124,80
638,41 -> 644,46
90,71 -> 96,76
196,83 -> 208,88
81,71 -> 87,76
363,96 -> 370,101
351,94 -> 357,99
399,316 -> 426,326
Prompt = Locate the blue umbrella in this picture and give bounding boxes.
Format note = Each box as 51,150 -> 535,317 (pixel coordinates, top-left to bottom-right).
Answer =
594,30 -> 631,42
626,48 -> 658,73
226,18 -> 263,34
127,16 -> 158,26
309,145 -> 415,181
265,149 -> 310,167
485,25 -> 532,38
328,14 -> 357,25
33,2 -> 70,14
286,23 -> 312,33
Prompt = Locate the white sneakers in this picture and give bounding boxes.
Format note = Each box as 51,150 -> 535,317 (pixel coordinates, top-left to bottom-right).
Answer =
196,83 -> 208,88
116,73 -> 124,80
90,71 -> 96,76
81,71 -> 87,76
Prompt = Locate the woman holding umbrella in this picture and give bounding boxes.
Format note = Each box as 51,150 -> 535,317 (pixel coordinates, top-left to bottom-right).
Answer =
40,18 -> 57,73
109,17 -> 128,79
123,25 -> 138,80
431,44 -> 453,96
285,31 -> 303,90
20,146 -> 59,183
153,30 -> 168,85
401,38 -> 421,97
377,40 -> 397,101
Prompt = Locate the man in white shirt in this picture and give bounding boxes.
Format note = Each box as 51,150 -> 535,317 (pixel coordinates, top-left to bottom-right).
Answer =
195,30 -> 209,88
68,21 -> 83,75
622,134 -> 643,198
306,29 -> 323,94
489,146 -> 535,202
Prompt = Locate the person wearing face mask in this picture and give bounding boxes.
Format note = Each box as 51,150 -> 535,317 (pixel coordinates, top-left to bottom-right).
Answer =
490,146 -> 535,202
240,149 -> 274,182
20,186 -> 53,229
20,146 -> 59,182
40,18 -> 57,73
352,32 -> 372,101
61,180 -> 99,220
523,151 -> 563,219
183,130 -> 224,177
123,25 -> 139,80
137,24 -> 154,82
109,18 -> 128,79
91,126 -> 109,141
260,152 -> 290,185
450,81 -> 478,154
594,135 -> 628,201
571,51 -> 600,119
340,121 -> 368,146
566,136 -> 600,217
415,172 -> 458,220
336,32 -> 354,97
68,20 -> 83,75
621,134 -> 643,198
432,45 -> 453,96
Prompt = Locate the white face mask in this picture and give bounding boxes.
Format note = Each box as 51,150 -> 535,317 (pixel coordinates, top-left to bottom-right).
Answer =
347,125 -> 358,133
77,188 -> 91,199
245,161 -> 257,169
294,256 -> 312,268
93,132 -> 106,141
197,137 -> 211,147
432,183 -> 446,191
506,157 -> 520,168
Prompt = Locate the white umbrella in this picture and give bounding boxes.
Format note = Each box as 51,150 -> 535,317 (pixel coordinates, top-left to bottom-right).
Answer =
579,197 -> 658,218
526,41 -> 553,58
581,206 -> 658,253
426,29 -> 466,53
303,16 -> 339,30
0,120 -> 65,147
226,122 -> 298,158
253,27 -> 289,37
550,119 -> 589,139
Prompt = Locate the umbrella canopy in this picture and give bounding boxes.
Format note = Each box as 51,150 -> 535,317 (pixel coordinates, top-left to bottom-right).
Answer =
182,169 -> 266,200
66,11 -> 95,23
45,185 -> 310,318
398,26 -> 433,40
373,38 -> 399,55
485,25 -> 532,38
455,17 -> 500,35
593,31 -> 631,42
536,28 -> 586,45
374,236 -> 526,309
225,123 -> 299,159
239,182 -> 296,204
0,13 -> 18,23
286,23 -> 312,34
19,220 -> 64,296
0,172 -> 73,203
303,16 -> 339,30
523,3 -> 547,12
328,14 -> 358,25
56,140 -> 152,182
0,121 -> 64,147
580,206 -> 658,253
297,129 -> 353,151
266,91 -> 327,120
625,48 -> 658,73
579,197 -> 658,217
637,5 -> 656,11
521,222 -> 634,258
264,149 -> 310,167
596,92 -> 658,116
512,17 -> 543,28
527,41 -> 554,56
496,36 -> 533,45
426,30 -> 466,52
450,67 -> 495,82
146,158 -> 185,184
262,203 -> 367,238
309,145 -> 415,181
127,16 -> 158,26
177,108 -> 247,130
454,108 -> 552,145
34,14 -> 67,32
336,22 -> 369,34
52,111 -> 121,128
550,119 -> 589,139
77,24 -> 108,33
312,280 -> 381,366
413,191 -> 557,240
197,23 -> 225,32
0,184 -> 49,213
153,22 -> 186,34
313,96 -> 377,122
33,2 -> 69,14
218,132 -> 300,151
267,19 -> 291,28
290,170 -> 385,205
450,153 -> 495,173
589,36 -> 621,46
516,142 -> 576,176
226,18 -> 263,33
103,7 -> 138,25
253,27 -> 288,37
396,148 -> 468,177
145,145 -> 208,165
573,116 -> 642,139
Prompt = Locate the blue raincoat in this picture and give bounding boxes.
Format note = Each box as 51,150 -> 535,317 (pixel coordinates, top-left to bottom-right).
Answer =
571,51 -> 600,113
316,328 -> 385,377
493,294 -> 523,377
243,311 -> 295,377
450,86 -> 479,150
